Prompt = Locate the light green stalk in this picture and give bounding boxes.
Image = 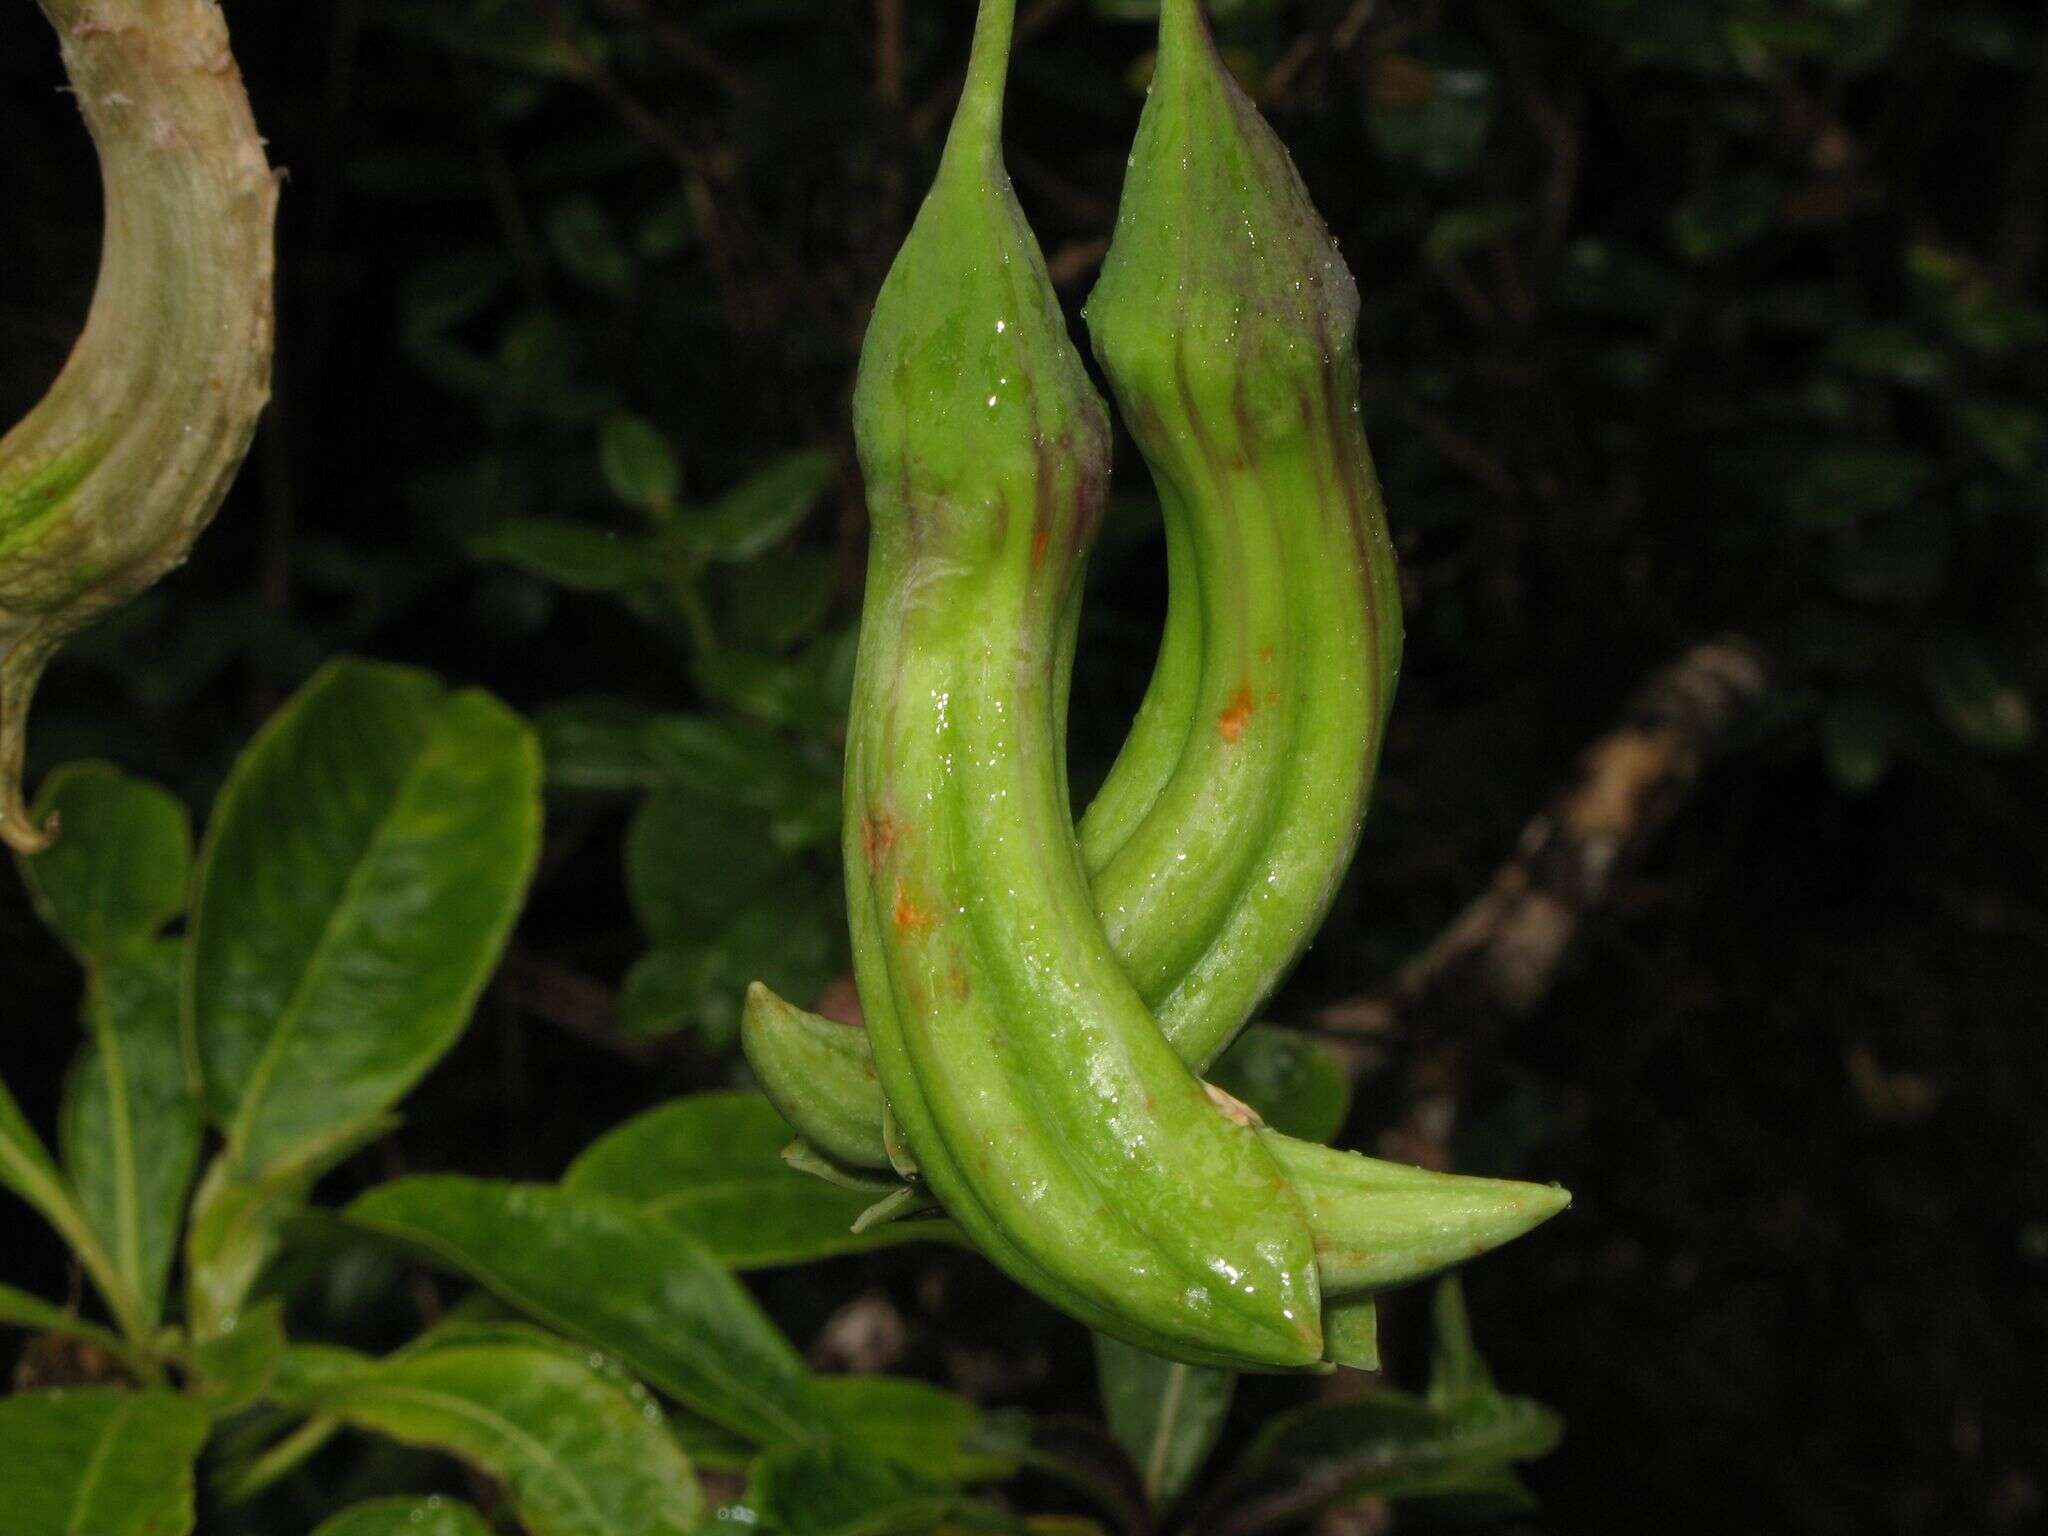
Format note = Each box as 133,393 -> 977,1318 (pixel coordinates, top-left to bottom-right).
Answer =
2,0 -> 277,851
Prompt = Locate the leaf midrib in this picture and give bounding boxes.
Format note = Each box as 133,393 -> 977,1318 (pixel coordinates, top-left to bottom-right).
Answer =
326,1378 -> 607,1531
225,705 -> 450,1173
64,1393 -> 134,1536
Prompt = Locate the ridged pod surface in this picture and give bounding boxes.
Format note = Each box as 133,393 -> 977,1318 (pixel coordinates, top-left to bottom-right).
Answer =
1,0 -> 278,851
747,982 -> 1569,1308
1080,0 -> 1403,1071
846,0 -> 1323,1369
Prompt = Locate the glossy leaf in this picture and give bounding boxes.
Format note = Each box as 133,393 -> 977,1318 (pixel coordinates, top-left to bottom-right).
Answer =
748,1443 -> 988,1536
0,1073 -> 108,1300
345,1174 -> 834,1446
1094,1333 -> 1236,1509
300,1340 -> 703,1535
61,941 -> 203,1328
16,762 -> 190,964
563,1091 -> 958,1268
312,1497 -> 495,1536
814,1375 -> 1018,1486
186,659 -> 542,1181
679,449 -> 833,562
1208,1026 -> 1353,1144
0,1388 -> 208,1536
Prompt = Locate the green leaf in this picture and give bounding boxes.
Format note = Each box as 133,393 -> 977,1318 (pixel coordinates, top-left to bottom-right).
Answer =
679,450 -> 834,563
0,1389 -> 209,1536
535,698 -> 673,793
0,1074 -> 115,1314
470,517 -> 645,593
626,786 -> 792,942
345,1175 -> 835,1446
1425,1278 -> 1492,1413
1922,637 -> 2034,753
600,413 -> 682,517
299,1341 -> 703,1535
187,659 -> 542,1181
748,1443 -> 983,1536
62,942 -> 203,1329
618,903 -> 840,1047
0,1281 -> 130,1360
191,1295 -> 287,1414
812,1375 -> 1018,1485
1201,1388 -> 1560,1524
563,1091 -> 959,1269
728,550 -> 838,651
1208,1025 -> 1352,1143
547,194 -> 633,296
312,1497 -> 495,1536
17,762 -> 190,965
184,1113 -> 399,1340
1095,1333 -> 1236,1508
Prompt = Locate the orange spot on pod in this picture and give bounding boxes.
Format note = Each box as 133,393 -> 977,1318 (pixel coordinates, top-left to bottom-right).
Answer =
1031,525 -> 1051,569
893,882 -> 936,933
860,814 -> 900,869
1217,684 -> 1257,743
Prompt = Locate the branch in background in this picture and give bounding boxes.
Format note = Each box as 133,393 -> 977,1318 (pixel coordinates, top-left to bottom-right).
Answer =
1311,636 -> 1771,1167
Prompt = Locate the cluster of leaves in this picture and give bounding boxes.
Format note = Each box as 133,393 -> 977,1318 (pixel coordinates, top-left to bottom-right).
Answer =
0,662 -> 1551,1534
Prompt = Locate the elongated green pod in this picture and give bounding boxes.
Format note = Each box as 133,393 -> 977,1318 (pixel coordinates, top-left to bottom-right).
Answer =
1082,0 -> 1404,1070
846,0 -> 1322,1370
1,0 -> 278,852
744,986 -> 1568,1307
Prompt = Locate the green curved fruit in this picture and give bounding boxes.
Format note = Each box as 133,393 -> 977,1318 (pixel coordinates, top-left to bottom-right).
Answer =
1,0 -> 277,852
845,0 -> 1323,1370
744,984 -> 1568,1309
1082,0 -> 1404,1071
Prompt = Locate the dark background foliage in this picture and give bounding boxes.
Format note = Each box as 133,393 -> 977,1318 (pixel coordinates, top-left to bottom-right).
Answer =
4,0 -> 2045,1530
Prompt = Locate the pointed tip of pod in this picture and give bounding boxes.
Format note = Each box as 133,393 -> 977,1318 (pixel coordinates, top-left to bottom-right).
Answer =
1086,0 -> 1359,399
742,981 -> 893,1171
852,0 -> 1107,543
1270,1138 -> 1570,1297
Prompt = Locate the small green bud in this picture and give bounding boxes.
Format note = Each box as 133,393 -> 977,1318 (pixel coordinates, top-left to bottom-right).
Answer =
1086,0 -> 1358,436
851,0 -> 1109,579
